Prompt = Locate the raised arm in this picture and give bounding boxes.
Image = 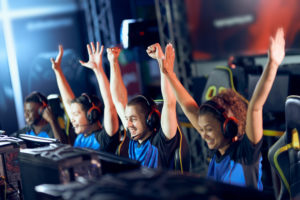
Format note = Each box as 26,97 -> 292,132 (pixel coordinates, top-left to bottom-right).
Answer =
158,47 -> 201,133
146,43 -> 177,139
79,42 -> 119,136
246,28 -> 285,144
50,45 -> 75,118
108,47 -> 128,128
42,106 -> 67,143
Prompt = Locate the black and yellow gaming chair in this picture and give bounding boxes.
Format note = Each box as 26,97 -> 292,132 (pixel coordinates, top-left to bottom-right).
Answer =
268,95 -> 300,200
201,66 -> 233,103
47,94 -> 76,145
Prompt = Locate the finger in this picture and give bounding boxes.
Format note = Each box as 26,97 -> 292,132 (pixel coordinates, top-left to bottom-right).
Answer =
270,36 -> 274,44
91,42 -> 96,54
87,44 -> 92,55
79,60 -> 88,67
100,45 -> 104,55
50,57 -> 55,64
96,42 -> 100,53
56,45 -> 64,62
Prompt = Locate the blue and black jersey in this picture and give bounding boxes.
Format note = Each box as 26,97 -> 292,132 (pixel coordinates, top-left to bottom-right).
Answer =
207,134 -> 263,190
12,124 -> 54,138
118,128 -> 190,170
74,128 -> 120,153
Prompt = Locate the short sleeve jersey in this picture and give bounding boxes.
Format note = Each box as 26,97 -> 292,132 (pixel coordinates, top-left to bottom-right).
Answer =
12,124 -> 54,138
73,128 -> 119,153
120,128 -> 183,169
207,134 -> 263,190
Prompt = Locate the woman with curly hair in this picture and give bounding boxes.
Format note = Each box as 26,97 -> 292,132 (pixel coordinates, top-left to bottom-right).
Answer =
160,28 -> 285,190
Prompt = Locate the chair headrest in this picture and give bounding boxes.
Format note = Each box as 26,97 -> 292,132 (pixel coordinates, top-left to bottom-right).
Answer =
285,96 -> 300,144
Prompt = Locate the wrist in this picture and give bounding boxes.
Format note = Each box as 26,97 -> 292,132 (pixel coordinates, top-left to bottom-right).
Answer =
267,59 -> 280,67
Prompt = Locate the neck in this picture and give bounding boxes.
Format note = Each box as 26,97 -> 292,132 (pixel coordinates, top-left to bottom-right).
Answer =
218,142 -> 231,155
84,122 -> 102,136
32,119 -> 47,133
138,130 -> 152,144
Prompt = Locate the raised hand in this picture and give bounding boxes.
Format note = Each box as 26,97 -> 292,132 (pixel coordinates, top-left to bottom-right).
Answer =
268,28 -> 285,66
162,43 -> 175,74
79,42 -> 104,70
50,45 -> 63,71
107,47 -> 121,63
146,43 -> 165,60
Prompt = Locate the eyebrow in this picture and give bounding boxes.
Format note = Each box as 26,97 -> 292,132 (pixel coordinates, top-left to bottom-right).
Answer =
126,115 -> 138,118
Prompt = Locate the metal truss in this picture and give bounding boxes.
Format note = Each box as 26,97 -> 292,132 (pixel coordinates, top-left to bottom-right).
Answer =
155,0 -> 209,173
154,0 -> 193,91
81,0 -> 116,47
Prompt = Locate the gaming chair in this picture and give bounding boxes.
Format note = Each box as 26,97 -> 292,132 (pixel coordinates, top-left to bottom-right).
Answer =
268,95 -> 300,200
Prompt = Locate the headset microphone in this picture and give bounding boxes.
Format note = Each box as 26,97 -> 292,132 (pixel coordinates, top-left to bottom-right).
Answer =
78,123 -> 90,127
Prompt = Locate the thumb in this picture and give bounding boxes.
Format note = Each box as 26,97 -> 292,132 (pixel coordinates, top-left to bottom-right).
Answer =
79,60 -> 89,68
50,57 -> 55,64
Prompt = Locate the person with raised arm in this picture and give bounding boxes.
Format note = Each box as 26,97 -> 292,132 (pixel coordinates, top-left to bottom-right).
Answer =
159,28 -> 285,189
109,44 -> 189,170
50,43 -> 119,152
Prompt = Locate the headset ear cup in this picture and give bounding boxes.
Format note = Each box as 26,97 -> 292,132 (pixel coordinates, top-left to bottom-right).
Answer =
146,109 -> 161,131
87,109 -> 100,124
91,109 -> 100,124
223,118 -> 238,139
38,106 -> 45,116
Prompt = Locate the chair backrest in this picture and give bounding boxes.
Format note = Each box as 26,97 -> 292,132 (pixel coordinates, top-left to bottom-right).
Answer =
201,66 -> 235,103
268,95 -> 300,200
47,94 -> 76,145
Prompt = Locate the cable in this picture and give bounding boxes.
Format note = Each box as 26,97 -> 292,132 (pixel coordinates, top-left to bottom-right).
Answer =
177,125 -> 183,173
117,129 -> 126,156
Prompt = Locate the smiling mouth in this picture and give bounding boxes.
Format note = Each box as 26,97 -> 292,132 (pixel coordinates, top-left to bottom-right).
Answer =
206,140 -> 214,145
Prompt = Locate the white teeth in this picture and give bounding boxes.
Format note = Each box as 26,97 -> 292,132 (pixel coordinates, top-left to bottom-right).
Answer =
206,140 -> 213,144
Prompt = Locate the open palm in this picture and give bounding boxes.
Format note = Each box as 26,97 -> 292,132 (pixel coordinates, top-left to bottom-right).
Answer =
80,42 -> 104,70
162,43 -> 175,74
269,28 -> 285,66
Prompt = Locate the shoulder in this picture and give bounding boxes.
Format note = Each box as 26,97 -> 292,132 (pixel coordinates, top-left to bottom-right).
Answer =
95,128 -> 120,142
11,126 -> 31,137
231,134 -> 263,164
152,128 -> 180,144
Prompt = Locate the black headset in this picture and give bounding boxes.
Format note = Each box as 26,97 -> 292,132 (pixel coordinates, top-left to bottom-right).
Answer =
201,100 -> 238,140
81,93 -> 101,124
136,95 -> 161,132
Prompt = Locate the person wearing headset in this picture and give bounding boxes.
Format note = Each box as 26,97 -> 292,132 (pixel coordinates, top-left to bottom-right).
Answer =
50,43 -> 119,152
158,28 -> 285,189
108,43 -> 189,170
12,91 -> 67,143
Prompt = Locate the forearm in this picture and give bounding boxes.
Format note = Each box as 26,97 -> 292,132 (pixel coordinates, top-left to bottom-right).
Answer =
109,60 -> 127,126
49,120 -> 67,144
160,71 -> 177,139
249,61 -> 278,110
246,60 -> 279,144
54,69 -> 75,117
165,71 -> 200,130
93,67 -> 119,136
